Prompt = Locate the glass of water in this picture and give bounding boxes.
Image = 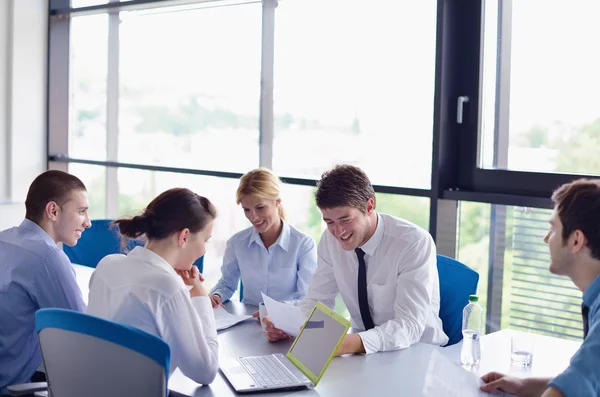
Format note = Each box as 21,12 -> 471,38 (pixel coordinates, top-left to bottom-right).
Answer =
511,332 -> 534,367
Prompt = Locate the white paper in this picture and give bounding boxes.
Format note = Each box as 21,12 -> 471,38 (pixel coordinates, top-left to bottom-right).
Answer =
261,292 -> 306,337
213,306 -> 252,331
424,350 -> 513,397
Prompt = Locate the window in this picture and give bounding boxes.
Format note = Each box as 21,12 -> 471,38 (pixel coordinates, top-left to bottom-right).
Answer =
272,0 -> 437,189
458,202 -> 583,340
69,14 -> 108,161
118,2 -> 262,172
480,1 -> 600,175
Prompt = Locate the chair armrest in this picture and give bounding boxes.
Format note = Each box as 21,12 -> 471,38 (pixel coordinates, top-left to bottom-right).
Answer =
7,382 -> 48,396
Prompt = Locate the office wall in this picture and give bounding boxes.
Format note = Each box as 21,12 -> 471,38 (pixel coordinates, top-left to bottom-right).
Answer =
0,0 -> 47,228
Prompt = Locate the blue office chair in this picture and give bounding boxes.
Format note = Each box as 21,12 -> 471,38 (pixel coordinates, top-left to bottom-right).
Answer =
437,254 -> 479,346
63,219 -> 204,271
7,308 -> 170,397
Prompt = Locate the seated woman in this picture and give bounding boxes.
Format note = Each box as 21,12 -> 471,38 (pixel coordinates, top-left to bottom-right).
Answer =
210,168 -> 317,311
87,188 -> 218,385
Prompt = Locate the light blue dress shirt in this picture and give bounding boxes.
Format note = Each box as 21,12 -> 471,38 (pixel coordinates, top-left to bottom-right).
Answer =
549,273 -> 600,396
210,220 -> 317,306
0,219 -> 86,394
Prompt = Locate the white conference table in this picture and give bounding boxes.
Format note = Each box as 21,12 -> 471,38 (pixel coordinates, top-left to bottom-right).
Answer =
72,264 -> 582,397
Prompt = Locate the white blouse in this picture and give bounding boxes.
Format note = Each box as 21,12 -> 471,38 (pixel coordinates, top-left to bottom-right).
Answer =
87,247 -> 218,385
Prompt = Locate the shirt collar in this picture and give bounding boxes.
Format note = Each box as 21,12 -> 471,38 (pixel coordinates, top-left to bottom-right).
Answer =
20,218 -> 57,247
127,246 -> 179,278
248,218 -> 290,251
583,273 -> 600,308
358,213 -> 383,256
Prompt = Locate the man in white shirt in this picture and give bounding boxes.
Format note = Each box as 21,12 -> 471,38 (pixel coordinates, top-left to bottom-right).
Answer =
264,164 -> 448,354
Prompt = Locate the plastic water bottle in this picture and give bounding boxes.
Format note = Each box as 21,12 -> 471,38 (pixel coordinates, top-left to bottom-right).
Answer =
461,295 -> 483,365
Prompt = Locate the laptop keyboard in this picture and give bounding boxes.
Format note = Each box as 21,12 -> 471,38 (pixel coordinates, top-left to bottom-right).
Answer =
239,355 -> 301,388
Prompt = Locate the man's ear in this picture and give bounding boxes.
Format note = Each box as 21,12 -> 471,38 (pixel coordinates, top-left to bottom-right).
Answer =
570,229 -> 588,254
365,197 -> 375,214
45,201 -> 60,221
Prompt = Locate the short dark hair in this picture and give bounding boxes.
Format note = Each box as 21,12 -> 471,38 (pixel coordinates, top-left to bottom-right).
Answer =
551,178 -> 600,260
315,164 -> 375,212
113,188 -> 217,242
25,170 -> 87,223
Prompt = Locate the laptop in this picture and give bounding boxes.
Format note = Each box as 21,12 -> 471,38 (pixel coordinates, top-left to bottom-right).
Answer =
220,301 -> 351,393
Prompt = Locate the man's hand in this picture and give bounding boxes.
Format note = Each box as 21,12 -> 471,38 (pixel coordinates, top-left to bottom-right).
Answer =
262,316 -> 292,342
480,373 -> 551,397
335,334 -> 366,356
209,294 -> 225,309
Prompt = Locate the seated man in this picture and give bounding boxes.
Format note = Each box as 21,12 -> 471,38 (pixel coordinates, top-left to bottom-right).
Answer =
0,170 -> 90,394
264,164 -> 448,354
481,178 -> 600,397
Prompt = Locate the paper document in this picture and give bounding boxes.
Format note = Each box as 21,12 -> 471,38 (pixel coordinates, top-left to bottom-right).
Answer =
213,306 -> 252,331
261,292 -> 306,337
424,350 -> 513,397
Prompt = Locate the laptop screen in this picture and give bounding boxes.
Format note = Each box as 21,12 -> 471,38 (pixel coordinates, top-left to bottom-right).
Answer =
286,303 -> 350,385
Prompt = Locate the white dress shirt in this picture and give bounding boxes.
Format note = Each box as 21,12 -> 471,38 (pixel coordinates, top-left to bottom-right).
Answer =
299,213 -> 448,354
87,247 -> 218,385
211,220 -> 317,306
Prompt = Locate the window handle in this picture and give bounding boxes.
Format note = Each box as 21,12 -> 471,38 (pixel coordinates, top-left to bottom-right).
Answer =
457,95 -> 469,124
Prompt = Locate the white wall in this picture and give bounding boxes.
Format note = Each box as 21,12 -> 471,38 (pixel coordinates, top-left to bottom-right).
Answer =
0,0 -> 47,228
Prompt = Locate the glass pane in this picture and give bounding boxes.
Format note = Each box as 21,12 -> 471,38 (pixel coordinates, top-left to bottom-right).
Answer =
457,202 -> 583,340
457,201 -> 491,332
68,163 -> 107,220
118,3 -> 261,172
480,1 -> 600,175
69,15 -> 108,160
376,194 -> 429,231
273,0 -> 436,188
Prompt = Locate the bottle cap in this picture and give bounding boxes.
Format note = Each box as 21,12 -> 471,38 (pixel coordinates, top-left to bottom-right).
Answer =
468,295 -> 479,302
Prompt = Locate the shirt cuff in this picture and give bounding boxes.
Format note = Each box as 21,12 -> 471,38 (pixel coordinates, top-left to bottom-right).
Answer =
191,296 -> 217,339
358,328 -> 382,354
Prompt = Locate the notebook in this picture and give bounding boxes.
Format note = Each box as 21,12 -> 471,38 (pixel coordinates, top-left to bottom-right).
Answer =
220,301 -> 351,393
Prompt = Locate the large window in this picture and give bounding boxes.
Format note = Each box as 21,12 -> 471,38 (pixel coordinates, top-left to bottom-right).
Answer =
480,1 -> 600,175
273,0 -> 437,189
50,0 -> 599,343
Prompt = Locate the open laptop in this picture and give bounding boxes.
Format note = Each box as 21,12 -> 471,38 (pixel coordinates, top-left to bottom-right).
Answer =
220,301 -> 351,393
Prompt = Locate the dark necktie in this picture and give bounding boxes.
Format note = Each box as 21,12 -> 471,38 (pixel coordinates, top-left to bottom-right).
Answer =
582,303 -> 590,340
355,248 -> 375,330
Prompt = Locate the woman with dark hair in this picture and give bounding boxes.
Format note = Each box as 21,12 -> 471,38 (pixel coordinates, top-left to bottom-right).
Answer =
87,188 -> 219,385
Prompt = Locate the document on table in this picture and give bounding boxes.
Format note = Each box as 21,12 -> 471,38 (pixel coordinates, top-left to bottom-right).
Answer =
261,292 -> 306,337
213,306 -> 252,331
424,349 -> 514,397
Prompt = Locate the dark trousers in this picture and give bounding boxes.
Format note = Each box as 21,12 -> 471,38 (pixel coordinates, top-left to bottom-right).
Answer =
1,371 -> 46,397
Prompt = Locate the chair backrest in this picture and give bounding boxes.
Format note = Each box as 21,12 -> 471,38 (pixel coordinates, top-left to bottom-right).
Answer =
436,254 -> 479,346
63,219 -> 204,271
36,308 -> 170,397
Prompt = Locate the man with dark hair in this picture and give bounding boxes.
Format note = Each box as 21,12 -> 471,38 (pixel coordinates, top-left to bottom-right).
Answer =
481,178 -> 600,397
264,164 -> 448,354
0,170 -> 90,394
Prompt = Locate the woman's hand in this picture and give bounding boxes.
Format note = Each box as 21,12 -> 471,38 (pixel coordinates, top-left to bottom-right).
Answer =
175,266 -> 205,286
176,266 -> 208,297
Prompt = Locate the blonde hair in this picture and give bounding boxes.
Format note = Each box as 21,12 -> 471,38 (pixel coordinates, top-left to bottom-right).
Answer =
236,168 -> 287,221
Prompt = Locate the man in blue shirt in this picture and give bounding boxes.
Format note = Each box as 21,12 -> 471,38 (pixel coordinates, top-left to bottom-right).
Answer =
481,178 -> 600,397
0,170 -> 90,394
